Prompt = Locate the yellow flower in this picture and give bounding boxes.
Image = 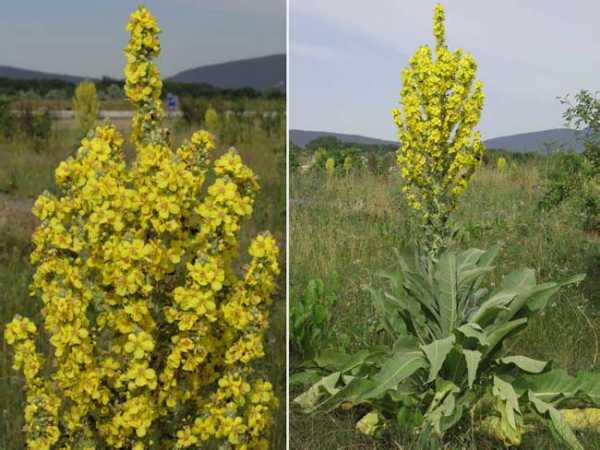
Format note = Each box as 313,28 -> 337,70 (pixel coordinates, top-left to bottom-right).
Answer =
124,332 -> 155,359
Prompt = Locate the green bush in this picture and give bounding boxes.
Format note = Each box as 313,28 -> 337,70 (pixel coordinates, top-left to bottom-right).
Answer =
290,273 -> 340,359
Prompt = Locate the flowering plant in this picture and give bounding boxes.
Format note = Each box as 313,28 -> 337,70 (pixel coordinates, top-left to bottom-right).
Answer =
5,6 -> 279,449
393,4 -> 485,255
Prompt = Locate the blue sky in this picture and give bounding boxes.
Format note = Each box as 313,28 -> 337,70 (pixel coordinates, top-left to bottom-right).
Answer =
290,0 -> 600,140
0,0 -> 285,79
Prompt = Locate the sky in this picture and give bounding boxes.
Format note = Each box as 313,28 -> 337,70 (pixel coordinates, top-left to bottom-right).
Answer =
290,0 -> 600,140
0,0 -> 285,79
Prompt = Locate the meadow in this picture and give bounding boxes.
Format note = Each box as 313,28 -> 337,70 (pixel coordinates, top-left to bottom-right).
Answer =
0,100 -> 286,449
290,157 -> 600,449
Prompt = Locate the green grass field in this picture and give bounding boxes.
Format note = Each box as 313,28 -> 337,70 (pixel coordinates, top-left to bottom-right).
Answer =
290,160 -> 600,449
0,107 -> 286,449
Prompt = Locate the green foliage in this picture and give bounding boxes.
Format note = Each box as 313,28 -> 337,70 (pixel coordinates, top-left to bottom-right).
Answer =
561,90 -> 600,171
13,102 -> 53,151
289,150 -> 300,172
72,81 -> 98,131
294,245 -> 596,448
539,151 -> 599,231
0,96 -> 13,138
179,97 -> 209,125
539,90 -> 600,231
290,273 -> 340,358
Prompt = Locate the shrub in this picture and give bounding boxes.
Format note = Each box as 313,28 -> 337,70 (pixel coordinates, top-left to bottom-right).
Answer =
14,102 -> 53,151
290,273 -> 339,358
179,97 -> 209,126
73,81 -> 99,132
0,95 -> 14,139
540,90 -> 600,231
5,6 -> 280,449
392,4 -> 484,255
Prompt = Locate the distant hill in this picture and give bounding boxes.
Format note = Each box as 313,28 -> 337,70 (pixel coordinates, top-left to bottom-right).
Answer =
290,129 -> 396,148
0,65 -> 87,84
291,128 -> 585,153
484,128 -> 584,153
0,54 -> 286,92
167,54 -> 285,91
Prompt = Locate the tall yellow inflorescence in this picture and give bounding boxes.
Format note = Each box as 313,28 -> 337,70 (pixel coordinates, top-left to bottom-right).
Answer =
5,6 -> 279,449
73,81 -> 99,132
392,3 -> 485,254
124,6 -> 165,145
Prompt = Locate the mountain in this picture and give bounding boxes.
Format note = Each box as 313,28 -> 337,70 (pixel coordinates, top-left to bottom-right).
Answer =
484,128 -> 584,153
290,129 -> 396,148
167,54 -> 285,91
0,54 -> 286,91
291,128 -> 585,153
0,65 -> 87,84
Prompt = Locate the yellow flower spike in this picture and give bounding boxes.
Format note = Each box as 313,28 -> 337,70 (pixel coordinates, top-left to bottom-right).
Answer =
394,3 -> 484,255
6,5 -> 278,449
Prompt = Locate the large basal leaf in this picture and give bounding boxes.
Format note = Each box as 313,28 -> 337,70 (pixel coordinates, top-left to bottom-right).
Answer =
483,318 -> 528,359
462,349 -> 482,388
294,372 -> 341,412
498,355 -> 549,374
421,336 -> 455,383
312,349 -> 371,373
424,379 -> 460,436
528,392 -> 584,450
364,350 -> 427,400
310,376 -> 376,412
527,273 -> 585,311
456,322 -> 489,346
514,369 -> 600,405
469,291 -> 516,326
499,268 -> 536,292
434,252 -> 459,337
492,376 -> 521,431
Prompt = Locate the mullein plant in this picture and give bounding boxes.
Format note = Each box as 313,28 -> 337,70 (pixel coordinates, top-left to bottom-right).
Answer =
392,4 -> 484,256
295,5 -> 599,449
5,6 -> 279,450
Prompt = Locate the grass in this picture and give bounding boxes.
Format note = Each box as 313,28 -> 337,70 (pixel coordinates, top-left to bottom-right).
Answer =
0,103 -> 286,449
290,161 -> 600,449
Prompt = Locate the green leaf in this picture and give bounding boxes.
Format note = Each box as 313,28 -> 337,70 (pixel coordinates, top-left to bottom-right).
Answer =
492,376 -> 521,430
313,349 -> 370,372
484,318 -> 528,359
499,355 -> 549,373
456,322 -> 489,346
421,336 -> 455,383
529,392 -> 583,450
289,370 -> 323,387
434,252 -> 458,336
462,349 -> 482,388
294,372 -> 341,412
500,269 -> 536,291
514,369 -> 600,404
365,350 -> 426,399
469,291 -> 516,325
311,377 -> 375,412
